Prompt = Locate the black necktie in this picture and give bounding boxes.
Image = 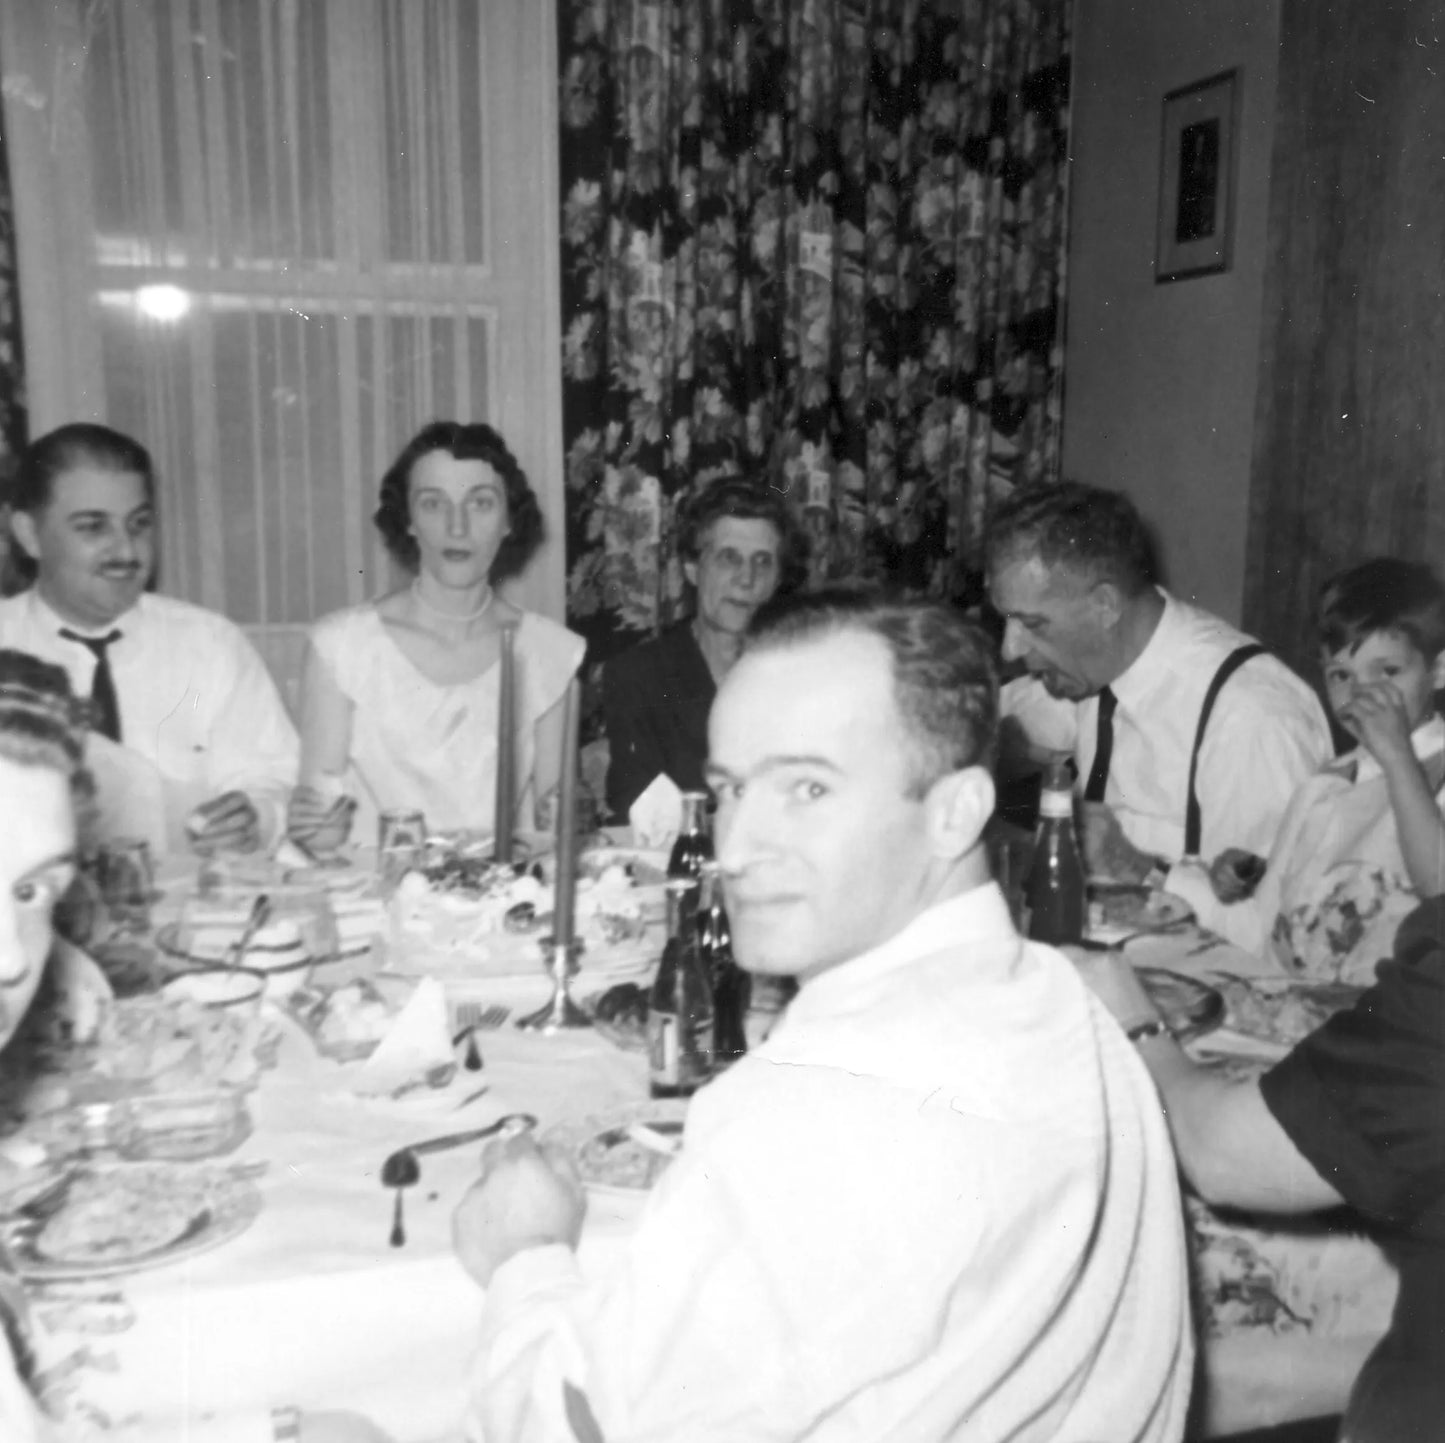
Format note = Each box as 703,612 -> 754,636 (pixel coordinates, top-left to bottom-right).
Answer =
61,629 -> 123,742
1082,685 -> 1116,803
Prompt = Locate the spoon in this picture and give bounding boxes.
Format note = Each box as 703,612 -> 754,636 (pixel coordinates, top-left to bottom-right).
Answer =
379,1112 -> 537,1248
224,894 -> 271,969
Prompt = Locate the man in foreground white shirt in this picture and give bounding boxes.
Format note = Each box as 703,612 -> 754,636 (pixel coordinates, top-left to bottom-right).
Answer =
453,591 -> 1193,1442
987,481 -> 1331,876
0,423 -> 297,853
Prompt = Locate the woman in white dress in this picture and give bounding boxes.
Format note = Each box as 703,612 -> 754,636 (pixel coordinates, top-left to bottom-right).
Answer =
288,422 -> 584,849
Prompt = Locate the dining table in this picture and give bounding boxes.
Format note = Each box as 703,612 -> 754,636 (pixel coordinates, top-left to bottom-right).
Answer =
8,850 -> 1401,1442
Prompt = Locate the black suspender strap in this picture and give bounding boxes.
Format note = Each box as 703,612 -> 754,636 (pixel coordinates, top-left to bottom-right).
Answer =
1183,642 -> 1267,857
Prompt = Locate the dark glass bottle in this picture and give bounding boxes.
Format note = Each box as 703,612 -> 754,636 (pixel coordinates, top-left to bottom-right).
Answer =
667,791 -> 713,881
1024,760 -> 1085,945
648,879 -> 714,1098
696,862 -> 747,1066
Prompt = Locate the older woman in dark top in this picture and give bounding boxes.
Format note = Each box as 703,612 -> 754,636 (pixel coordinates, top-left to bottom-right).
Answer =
603,476 -> 806,820
1078,901 -> 1445,1443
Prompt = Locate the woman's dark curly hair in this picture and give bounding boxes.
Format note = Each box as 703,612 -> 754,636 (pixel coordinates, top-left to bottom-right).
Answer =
373,421 -> 545,581
677,475 -> 809,598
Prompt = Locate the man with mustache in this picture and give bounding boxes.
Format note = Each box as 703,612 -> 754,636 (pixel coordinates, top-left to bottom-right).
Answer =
986,481 -> 1331,879
452,592 -> 1192,1443
0,423 -> 296,853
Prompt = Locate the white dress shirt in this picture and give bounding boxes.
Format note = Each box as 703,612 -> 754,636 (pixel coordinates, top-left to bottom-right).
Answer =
1002,591 -> 1333,863
1169,713 -> 1445,983
0,589 -> 297,851
466,885 -> 1193,1443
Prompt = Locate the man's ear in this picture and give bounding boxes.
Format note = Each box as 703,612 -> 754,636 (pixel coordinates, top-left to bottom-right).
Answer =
1431,651 -> 1445,692
682,558 -> 698,590
9,507 -> 39,563
924,765 -> 995,861
1088,578 -> 1125,630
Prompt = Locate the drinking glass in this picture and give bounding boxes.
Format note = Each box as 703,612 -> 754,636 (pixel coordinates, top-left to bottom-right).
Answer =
91,837 -> 156,935
378,809 -> 427,890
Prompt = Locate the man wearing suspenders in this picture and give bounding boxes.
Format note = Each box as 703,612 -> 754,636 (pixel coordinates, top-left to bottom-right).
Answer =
986,481 -> 1333,881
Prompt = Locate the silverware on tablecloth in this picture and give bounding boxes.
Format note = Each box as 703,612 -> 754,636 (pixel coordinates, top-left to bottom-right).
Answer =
224,894 -> 272,968
450,1003 -> 511,1072
379,1112 -> 536,1249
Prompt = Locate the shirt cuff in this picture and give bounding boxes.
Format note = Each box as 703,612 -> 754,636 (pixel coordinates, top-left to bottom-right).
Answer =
1162,857 -> 1216,917
484,1242 -> 582,1316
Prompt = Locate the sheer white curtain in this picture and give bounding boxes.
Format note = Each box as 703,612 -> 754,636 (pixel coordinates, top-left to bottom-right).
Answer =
0,0 -> 564,667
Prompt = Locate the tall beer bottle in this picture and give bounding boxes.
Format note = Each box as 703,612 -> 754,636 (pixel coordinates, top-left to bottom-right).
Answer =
1024,760 -> 1086,945
696,861 -> 747,1066
648,879 -> 714,1098
667,791 -> 713,881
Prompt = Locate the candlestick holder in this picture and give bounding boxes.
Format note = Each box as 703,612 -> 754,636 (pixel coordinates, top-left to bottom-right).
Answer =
516,936 -> 592,1032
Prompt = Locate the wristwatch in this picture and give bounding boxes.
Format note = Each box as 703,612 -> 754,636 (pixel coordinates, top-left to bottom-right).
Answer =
1124,1017 -> 1172,1045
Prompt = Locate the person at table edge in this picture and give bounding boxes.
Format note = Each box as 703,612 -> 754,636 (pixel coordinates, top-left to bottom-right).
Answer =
0,651 -> 383,1443
453,590 -> 1192,1442
0,423 -> 298,855
986,480 -> 1332,877
602,474 -> 806,821
1078,905 -> 1445,1443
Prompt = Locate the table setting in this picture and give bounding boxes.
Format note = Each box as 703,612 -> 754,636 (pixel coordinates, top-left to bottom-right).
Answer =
0,677 -> 692,1442
0,684 -> 1403,1443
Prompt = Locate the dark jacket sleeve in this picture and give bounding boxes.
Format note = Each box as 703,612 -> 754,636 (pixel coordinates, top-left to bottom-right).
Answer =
1260,897 -> 1445,1241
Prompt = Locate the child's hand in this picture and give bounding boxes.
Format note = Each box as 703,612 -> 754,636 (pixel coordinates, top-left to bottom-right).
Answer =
1208,847 -> 1266,903
1338,681 -> 1416,768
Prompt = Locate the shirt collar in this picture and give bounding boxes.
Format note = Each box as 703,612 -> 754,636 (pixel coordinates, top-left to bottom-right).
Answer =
1107,586 -> 1175,713
789,884 -> 1020,1019
28,587 -> 138,642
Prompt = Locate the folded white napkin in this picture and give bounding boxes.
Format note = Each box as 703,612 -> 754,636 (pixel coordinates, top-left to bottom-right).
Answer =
629,772 -> 683,851
353,977 -> 454,1096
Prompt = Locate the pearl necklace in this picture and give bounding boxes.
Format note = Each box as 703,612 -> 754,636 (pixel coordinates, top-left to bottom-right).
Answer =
410,579 -> 495,624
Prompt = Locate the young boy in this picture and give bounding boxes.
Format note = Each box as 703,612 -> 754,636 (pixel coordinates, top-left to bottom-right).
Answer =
1167,558 -> 1445,983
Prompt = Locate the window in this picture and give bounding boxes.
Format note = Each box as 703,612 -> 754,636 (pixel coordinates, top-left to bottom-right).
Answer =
0,0 -> 565,639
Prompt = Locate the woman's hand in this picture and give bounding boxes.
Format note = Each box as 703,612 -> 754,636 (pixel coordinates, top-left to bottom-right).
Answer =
287,786 -> 356,854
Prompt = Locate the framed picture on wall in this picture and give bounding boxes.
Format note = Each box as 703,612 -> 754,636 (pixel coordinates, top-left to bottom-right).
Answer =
1156,69 -> 1239,283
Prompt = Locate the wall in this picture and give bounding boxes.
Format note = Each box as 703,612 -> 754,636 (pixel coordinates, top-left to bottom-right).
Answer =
1244,0 -> 1445,673
1063,0 -> 1282,623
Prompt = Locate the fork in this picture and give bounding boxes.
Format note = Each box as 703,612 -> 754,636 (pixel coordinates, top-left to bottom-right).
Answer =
451,1003 -> 511,1070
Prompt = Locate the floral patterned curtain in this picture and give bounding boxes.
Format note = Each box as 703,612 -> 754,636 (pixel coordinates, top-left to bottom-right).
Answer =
558,0 -> 1070,660
0,101 -> 28,595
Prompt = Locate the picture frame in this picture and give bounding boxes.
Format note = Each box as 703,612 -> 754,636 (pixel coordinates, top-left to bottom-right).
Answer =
1156,69 -> 1239,283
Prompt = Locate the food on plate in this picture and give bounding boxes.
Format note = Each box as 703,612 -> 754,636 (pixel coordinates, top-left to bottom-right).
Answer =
288,978 -> 398,1060
33,1163 -> 240,1265
387,842 -> 651,973
91,996 -> 279,1090
1208,975 -> 1361,1049
576,1120 -> 684,1191
1086,887 -> 1192,939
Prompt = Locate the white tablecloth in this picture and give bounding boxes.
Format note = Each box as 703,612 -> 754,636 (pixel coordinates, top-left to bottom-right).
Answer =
29,1018 -> 653,1442
24,874 -> 1400,1441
